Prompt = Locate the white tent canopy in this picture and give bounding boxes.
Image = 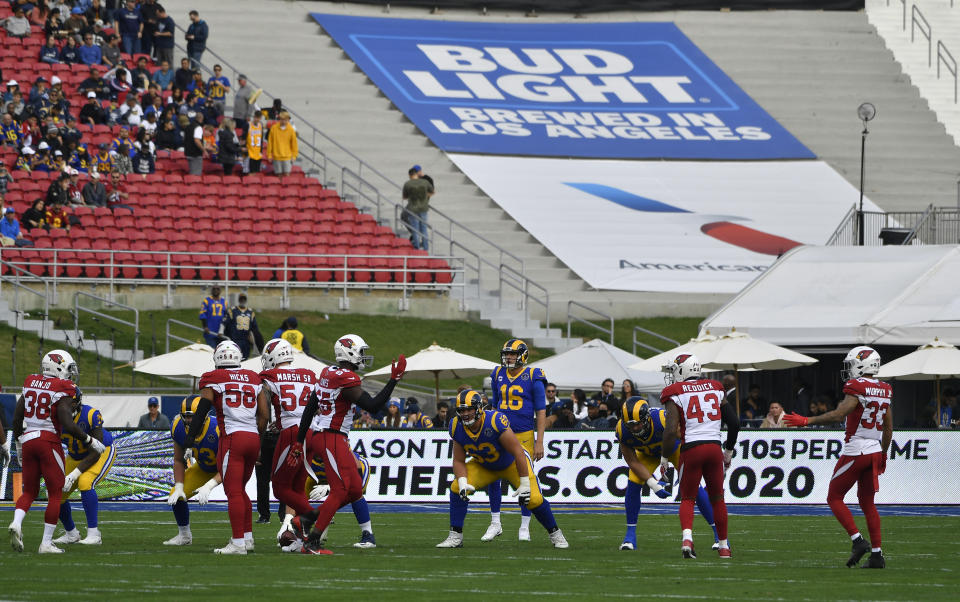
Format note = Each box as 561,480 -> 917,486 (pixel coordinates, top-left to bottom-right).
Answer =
700,245 -> 960,347
366,343 -> 499,400
133,343 -> 215,378
529,339 -> 663,392
240,348 -> 328,374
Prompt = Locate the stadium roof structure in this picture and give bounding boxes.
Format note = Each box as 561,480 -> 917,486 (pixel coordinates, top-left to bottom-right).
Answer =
700,245 -> 960,347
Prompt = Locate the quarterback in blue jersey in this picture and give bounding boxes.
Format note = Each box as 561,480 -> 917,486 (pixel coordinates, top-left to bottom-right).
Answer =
436,390 -> 568,549
54,396 -> 115,546
484,339 -> 547,542
617,397 -> 720,551
199,285 -> 228,348
163,396 -> 222,546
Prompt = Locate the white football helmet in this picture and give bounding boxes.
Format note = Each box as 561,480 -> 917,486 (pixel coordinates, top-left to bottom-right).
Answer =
334,334 -> 372,369
42,349 -> 78,380
662,353 -> 702,385
842,346 -> 881,380
261,338 -> 294,370
213,340 -> 242,368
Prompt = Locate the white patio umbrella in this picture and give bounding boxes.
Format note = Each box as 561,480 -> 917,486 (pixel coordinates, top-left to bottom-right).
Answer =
365,343 -> 498,401
133,343 -> 215,378
629,333 -> 719,372
529,339 -> 663,392
876,338 -> 960,425
240,348 -> 329,374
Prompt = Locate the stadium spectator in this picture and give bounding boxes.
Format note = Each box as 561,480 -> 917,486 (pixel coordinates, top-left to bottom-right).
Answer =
64,6 -> 86,35
760,402 -> 787,428
207,65 -> 230,116
569,388 -> 588,421
185,10 -> 208,68
45,174 -> 70,207
0,207 -> 29,247
0,163 -> 12,194
118,95 -> 143,125
140,0 -> 160,57
938,388 -> 956,427
152,59 -> 174,91
138,397 -> 170,430
78,68 -> 108,100
233,74 -> 256,134
101,34 -> 123,69
114,142 -> 134,175
267,98 -> 283,120
217,118 -> 240,176
21,199 -> 47,230
543,382 -> 558,414
3,80 -> 19,104
381,398 -> 405,428
620,379 -> 638,406
157,114 -> 183,150
547,398 -> 577,430
3,92 -> 26,124
578,399 -> 616,430
353,410 -> 379,429
86,19 -> 109,47
91,143 -> 114,175
411,163 -> 434,189
223,293 -> 263,360
279,316 -> 310,355
82,172 -> 107,207
28,77 -> 50,107
153,7 -> 176,67
199,285 -> 227,348
1,113 -> 19,147
15,145 -> 35,172
107,171 -> 134,212
57,34 -> 81,63
40,36 -> 61,64
432,400 -> 450,429
140,108 -> 158,134
174,58 -> 194,91
722,374 -> 736,404
86,0 -> 112,28
404,399 -> 433,429
45,198 -> 70,232
592,377 -> 620,418
245,110 -> 264,173
2,7 -> 32,38
184,112 -> 206,175
66,169 -> 84,206
115,0 -> 143,55
266,111 -> 297,179
741,385 -> 767,423
401,167 -> 432,251
44,12 -> 68,40
78,32 -> 103,66
130,57 -> 152,92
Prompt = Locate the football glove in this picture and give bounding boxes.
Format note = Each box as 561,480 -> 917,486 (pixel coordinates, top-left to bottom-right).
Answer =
86,434 -> 106,454
656,479 -> 672,499
183,447 -> 194,465
285,442 -> 303,469
647,477 -> 670,499
0,445 -> 8,467
390,354 -> 407,380
783,413 -> 809,427
659,456 -> 671,479
457,477 -> 475,502
723,448 -> 734,474
309,483 -> 331,502
63,468 -> 82,492
168,482 -> 186,505
516,476 -> 531,507
196,479 -> 217,505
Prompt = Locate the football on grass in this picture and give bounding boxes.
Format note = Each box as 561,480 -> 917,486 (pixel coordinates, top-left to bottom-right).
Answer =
278,529 -> 297,548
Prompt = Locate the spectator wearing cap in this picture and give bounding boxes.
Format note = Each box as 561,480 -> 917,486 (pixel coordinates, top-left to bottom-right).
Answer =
3,80 -> 19,104
546,397 -> 578,430
119,94 -> 144,125
0,207 -> 30,247
115,0 -> 144,56
40,36 -> 62,64
79,31 -> 103,66
577,399 -> 616,430
1,7 -> 32,38
138,397 -> 170,429
28,77 -> 50,107
223,293 -> 264,360
82,171 -> 107,207
381,398 -> 405,428
114,141 -> 134,175
154,6 -> 176,68
16,146 -> 36,172
232,73 -> 256,135
266,111 -> 298,180
401,165 -> 434,251
91,142 -> 114,175
64,5 -> 87,35
185,10 -> 209,68
66,168 -> 84,206
403,398 -> 434,429
33,142 -> 53,173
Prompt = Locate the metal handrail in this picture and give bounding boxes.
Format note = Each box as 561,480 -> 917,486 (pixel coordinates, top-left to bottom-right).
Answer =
73,291 -> 140,382
825,204 -> 857,246
912,4 -> 933,67
904,203 -> 935,244
632,326 -> 679,357
937,40 -> 958,103
567,300 -> 613,345
498,263 -> 549,328
0,259 -> 50,340
165,318 -> 205,353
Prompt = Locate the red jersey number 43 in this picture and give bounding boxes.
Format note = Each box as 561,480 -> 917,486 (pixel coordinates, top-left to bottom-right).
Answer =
686,393 -> 721,423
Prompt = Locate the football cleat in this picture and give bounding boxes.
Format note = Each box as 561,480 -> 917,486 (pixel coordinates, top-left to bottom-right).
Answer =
549,529 -> 569,549
480,523 -> 502,542
353,530 -> 376,549
292,515 -> 315,541
518,526 -> 531,542
301,538 -> 333,556
712,541 -> 720,551
847,536 -> 871,568
681,539 -> 696,559
256,516 -> 270,524
620,532 -> 636,551
163,533 -> 192,546
718,547 -> 732,559
244,538 -> 254,552
9,523 -> 24,553
280,539 -> 302,553
38,541 -> 65,554
78,532 -> 102,545
861,552 -> 885,569
436,531 -> 463,548
213,541 -> 247,555
53,530 -> 81,545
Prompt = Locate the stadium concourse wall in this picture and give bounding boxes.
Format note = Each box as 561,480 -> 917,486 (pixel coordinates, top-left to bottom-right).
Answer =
2,429 -> 955,505
329,1 -> 863,12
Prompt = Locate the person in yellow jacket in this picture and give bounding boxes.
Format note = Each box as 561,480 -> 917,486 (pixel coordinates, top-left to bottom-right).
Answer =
245,111 -> 264,174
266,111 -> 297,179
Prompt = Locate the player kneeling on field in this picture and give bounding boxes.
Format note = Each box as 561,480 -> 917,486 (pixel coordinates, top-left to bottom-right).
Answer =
437,390 -> 568,549
164,396 -> 222,546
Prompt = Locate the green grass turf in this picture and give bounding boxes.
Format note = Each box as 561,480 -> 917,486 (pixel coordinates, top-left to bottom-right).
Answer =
0,509 -> 957,600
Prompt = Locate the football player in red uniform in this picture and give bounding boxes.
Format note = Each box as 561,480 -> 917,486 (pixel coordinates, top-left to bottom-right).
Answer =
660,353 -> 740,559
9,350 -> 107,553
184,340 -> 270,555
784,346 -> 892,569
293,334 -> 406,555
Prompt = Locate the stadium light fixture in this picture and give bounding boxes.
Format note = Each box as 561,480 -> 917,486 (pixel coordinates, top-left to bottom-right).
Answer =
857,102 -> 876,246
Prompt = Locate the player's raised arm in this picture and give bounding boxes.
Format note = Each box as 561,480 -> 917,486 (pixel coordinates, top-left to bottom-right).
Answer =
342,354 -> 407,414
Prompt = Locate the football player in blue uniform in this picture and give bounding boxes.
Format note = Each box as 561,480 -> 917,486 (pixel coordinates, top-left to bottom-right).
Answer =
617,397 -> 720,551
164,396 -> 222,546
484,339 -> 547,542
54,395 -> 115,546
437,390 -> 567,549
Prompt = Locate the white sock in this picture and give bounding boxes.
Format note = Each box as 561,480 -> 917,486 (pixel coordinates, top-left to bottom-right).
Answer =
358,521 -> 372,533
489,512 -> 501,526
42,523 -> 56,544
244,531 -> 253,541
872,547 -> 881,553
851,532 -> 862,541
12,508 -> 26,529
232,537 -> 245,547
178,525 -> 191,537
519,514 -> 531,530
86,527 -> 99,538
65,528 -> 80,537
682,528 -> 693,541
719,539 -> 729,549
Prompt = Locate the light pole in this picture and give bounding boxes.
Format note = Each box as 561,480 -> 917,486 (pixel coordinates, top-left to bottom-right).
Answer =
857,102 -> 876,246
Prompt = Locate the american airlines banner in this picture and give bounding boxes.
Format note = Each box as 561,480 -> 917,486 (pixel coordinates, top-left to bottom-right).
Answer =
311,14 -> 814,160
448,155 -> 881,293
3,430 -> 956,505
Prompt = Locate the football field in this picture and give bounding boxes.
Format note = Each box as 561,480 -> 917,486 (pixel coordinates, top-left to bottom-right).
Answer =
1,505 -> 958,600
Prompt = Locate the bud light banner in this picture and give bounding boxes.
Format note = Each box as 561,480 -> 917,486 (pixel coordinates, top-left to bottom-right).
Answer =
311,14 -> 815,160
